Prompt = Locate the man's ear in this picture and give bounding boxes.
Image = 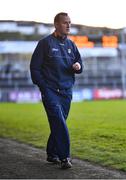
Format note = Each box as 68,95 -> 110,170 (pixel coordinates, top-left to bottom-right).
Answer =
54,22 -> 58,29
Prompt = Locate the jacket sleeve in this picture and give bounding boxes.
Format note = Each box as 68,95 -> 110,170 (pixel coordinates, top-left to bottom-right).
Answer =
30,40 -> 46,92
74,46 -> 83,74
72,45 -> 83,74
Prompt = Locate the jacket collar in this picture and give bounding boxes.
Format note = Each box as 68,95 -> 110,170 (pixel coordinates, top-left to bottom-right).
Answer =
52,31 -> 67,42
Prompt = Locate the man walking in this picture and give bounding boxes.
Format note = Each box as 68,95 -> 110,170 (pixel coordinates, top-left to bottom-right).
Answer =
30,12 -> 83,169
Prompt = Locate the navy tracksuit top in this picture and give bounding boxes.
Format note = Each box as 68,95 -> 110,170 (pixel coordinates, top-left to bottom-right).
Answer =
30,34 -> 83,92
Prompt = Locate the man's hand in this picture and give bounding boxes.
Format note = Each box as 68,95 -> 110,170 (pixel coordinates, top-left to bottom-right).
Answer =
72,62 -> 81,71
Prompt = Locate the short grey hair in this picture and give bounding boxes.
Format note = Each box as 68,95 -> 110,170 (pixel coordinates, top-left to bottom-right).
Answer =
54,12 -> 68,23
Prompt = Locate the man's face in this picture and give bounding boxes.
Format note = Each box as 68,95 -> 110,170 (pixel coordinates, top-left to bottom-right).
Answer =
55,15 -> 71,36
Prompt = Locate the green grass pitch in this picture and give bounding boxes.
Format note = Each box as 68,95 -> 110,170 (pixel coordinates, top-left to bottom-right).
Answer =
0,100 -> 126,171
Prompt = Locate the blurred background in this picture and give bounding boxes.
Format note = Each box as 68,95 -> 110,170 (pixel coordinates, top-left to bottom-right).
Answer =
0,0 -> 126,103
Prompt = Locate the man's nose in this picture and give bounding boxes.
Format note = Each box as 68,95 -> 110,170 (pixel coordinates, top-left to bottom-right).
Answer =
67,23 -> 71,28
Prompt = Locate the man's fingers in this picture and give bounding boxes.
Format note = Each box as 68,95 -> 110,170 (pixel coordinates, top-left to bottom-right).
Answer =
73,62 -> 81,70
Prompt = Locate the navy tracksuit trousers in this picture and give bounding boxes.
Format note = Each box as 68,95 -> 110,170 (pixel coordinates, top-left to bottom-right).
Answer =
41,87 -> 72,160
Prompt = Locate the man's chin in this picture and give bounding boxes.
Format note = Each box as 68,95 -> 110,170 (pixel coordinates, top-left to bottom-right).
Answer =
65,31 -> 70,35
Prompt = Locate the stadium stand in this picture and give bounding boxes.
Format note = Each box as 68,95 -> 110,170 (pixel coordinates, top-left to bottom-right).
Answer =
0,21 -> 126,101
0,42 -> 122,89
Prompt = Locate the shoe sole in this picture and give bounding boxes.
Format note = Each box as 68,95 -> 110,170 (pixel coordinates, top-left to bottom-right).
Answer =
61,163 -> 72,169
